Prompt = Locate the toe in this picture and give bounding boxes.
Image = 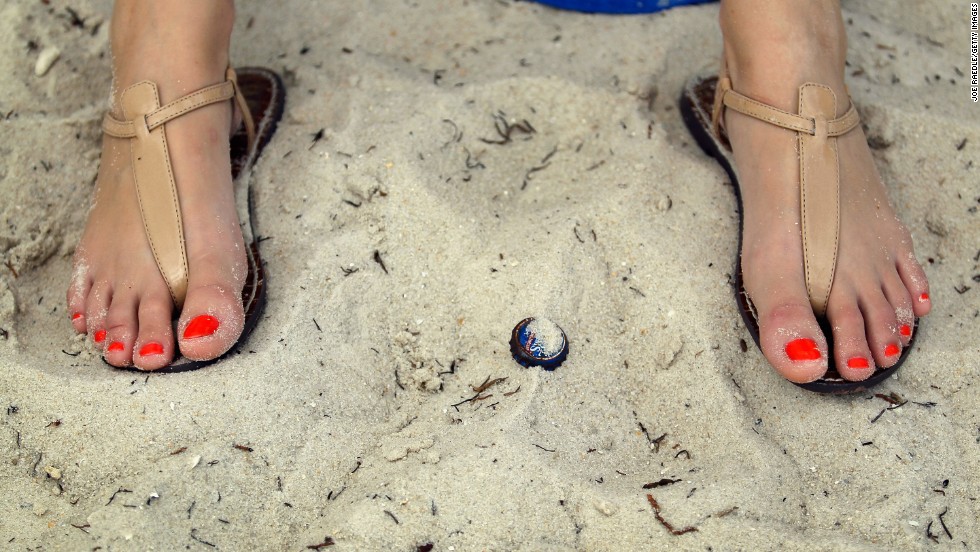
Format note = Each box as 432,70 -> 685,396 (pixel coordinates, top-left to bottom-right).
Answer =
85,282 -> 112,346
177,284 -> 244,361
897,252 -> 931,318
883,272 -> 915,346
66,269 -> 91,334
103,291 -> 139,367
826,298 -> 874,382
758,301 -> 829,384
860,291 -> 902,367
133,291 -> 176,371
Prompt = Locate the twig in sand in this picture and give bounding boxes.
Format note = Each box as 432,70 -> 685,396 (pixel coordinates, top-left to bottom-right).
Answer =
437,358 -> 460,376
479,111 -> 536,145
521,145 -> 558,190
441,118 -> 463,148
634,413 -> 667,453
643,478 -> 681,489
451,375 -> 508,411
874,392 -> 904,405
307,537 -> 336,549
647,494 -> 698,535
870,400 -> 908,423
938,508 -> 953,539
472,376 -> 507,393
190,529 -> 216,547
106,488 -> 132,506
373,250 -> 388,274
309,128 -> 325,150
926,521 -> 940,543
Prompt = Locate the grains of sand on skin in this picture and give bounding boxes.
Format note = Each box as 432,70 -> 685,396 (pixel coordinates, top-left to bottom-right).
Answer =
526,318 -> 564,355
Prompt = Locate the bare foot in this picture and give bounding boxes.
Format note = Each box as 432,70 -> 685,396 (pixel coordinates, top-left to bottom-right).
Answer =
66,0 -> 247,370
719,0 -> 931,384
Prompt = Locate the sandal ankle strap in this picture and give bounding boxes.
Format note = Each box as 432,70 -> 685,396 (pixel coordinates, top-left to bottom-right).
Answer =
103,68 -> 256,149
713,77 -> 860,138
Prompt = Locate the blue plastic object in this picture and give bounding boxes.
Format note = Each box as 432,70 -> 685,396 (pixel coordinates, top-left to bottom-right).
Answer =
531,0 -> 714,14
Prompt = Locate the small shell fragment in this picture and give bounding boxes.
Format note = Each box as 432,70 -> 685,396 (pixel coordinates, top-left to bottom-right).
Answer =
35,46 -> 61,77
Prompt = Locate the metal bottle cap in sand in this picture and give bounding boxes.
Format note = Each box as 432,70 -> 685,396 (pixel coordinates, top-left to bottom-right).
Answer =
510,317 -> 568,370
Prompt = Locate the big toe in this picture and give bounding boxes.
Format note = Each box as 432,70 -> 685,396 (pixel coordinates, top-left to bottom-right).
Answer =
177,284 -> 244,361
758,302 -> 829,384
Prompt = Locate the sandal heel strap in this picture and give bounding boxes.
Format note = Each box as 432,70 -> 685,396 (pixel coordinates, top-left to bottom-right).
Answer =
226,67 -> 256,150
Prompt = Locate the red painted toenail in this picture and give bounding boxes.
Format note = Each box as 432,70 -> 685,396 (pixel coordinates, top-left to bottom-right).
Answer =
71,313 -> 83,321
785,338 -> 821,361
884,344 -> 900,356
900,325 -> 912,337
93,329 -> 106,343
183,315 -> 219,339
846,357 -> 870,369
919,293 -> 929,302
107,341 -> 124,352
139,342 -> 164,357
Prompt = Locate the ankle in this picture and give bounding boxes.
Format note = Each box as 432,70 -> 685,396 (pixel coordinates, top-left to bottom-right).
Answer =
109,0 -> 234,102
719,0 -> 848,110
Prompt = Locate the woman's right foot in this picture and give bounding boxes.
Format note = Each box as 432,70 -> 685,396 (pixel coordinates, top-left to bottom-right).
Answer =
719,0 -> 932,384
66,0 -> 248,370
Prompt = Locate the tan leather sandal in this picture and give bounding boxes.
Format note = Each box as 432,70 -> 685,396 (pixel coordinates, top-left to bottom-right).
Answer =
100,67 -> 285,372
680,71 -> 917,394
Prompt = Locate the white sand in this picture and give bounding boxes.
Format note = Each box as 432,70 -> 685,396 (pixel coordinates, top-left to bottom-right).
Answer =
1,0 -> 978,549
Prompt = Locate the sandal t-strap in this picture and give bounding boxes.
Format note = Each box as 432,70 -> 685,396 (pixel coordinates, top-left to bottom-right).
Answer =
100,68 -> 255,309
711,77 -> 861,316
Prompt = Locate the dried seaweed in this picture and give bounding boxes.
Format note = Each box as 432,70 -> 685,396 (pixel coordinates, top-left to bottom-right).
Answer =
647,494 -> 697,535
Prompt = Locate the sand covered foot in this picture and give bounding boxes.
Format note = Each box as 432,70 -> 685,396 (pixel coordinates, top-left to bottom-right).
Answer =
719,0 -> 932,384
66,0 -> 246,370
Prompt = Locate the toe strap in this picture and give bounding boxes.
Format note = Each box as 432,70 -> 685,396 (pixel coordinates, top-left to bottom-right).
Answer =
798,83 -> 842,316
109,79 -> 189,307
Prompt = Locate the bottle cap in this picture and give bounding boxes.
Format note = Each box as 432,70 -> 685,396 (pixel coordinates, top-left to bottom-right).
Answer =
510,317 -> 568,370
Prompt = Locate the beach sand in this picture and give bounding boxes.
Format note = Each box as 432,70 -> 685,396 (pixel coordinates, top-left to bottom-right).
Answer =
1,0 -> 978,549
